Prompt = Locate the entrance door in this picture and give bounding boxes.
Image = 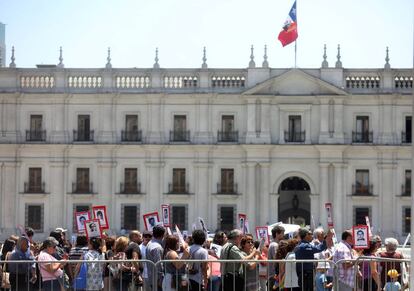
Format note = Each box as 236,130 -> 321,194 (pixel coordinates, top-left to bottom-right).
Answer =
278,176 -> 311,225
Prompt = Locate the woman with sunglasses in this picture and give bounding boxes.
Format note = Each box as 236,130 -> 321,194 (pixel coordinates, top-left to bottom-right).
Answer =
240,235 -> 260,291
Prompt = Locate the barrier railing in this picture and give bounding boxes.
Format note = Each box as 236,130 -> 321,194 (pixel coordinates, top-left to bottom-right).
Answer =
0,258 -> 410,291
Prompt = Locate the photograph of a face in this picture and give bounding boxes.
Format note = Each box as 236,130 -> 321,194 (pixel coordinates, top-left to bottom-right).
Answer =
75,211 -> 91,233
352,225 -> 369,249
255,226 -> 269,244
238,214 -> 247,234
143,212 -> 160,231
92,205 -> 109,229
161,204 -> 170,227
84,219 -> 102,239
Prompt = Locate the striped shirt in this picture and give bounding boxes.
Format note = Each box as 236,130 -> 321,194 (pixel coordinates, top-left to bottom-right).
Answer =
333,241 -> 355,288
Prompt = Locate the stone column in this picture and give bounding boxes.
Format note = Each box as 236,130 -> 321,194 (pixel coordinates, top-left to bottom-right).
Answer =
145,161 -> 164,213
245,99 -> 257,143
258,99 -> 271,143
319,163 -> 330,228
279,110 -> 285,144
378,162 -> 396,237
147,97 -> 163,143
333,99 -> 345,143
378,99 -> 394,144
318,98 -> 331,143
243,162 -> 256,227
305,108 -> 312,144
259,162 -> 270,225
333,163 -> 345,232
50,160 -> 66,229
194,161 -> 211,228
1,162 -> 18,235
194,99 -> 212,143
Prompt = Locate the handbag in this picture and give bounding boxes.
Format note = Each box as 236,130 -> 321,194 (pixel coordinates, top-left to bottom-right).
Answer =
73,262 -> 88,289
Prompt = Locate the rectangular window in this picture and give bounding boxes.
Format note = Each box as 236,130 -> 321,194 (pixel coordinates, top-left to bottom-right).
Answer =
220,169 -> 234,193
405,116 -> 412,143
172,168 -> 186,193
219,206 -> 235,231
221,115 -> 234,132
28,167 -> 42,192
77,115 -> 91,141
403,207 -> 411,234
30,115 -> 43,131
355,170 -> 370,195
174,115 -> 187,132
354,116 -> 371,142
171,115 -> 188,141
356,116 -> 369,133
125,115 -> 138,132
76,168 -> 90,192
124,168 -> 138,193
354,207 -> 370,225
122,205 -> 140,230
26,204 -> 43,232
404,170 -> 411,196
287,115 -> 303,142
172,205 -> 187,230
73,204 -> 91,231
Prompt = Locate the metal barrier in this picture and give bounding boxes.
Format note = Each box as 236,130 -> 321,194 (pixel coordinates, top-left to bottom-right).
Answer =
0,258 -> 410,290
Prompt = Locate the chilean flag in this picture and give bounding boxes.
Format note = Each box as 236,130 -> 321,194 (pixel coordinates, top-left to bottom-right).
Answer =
278,0 -> 298,47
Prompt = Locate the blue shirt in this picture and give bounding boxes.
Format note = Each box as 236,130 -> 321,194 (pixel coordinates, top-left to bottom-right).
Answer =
294,240 -> 327,272
315,272 -> 330,291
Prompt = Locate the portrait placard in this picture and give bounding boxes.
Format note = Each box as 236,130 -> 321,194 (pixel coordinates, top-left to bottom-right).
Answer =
255,226 -> 269,244
238,214 -> 247,234
92,205 -> 109,230
325,203 -> 334,228
75,211 -> 91,233
143,212 -> 160,232
84,219 -> 102,239
161,204 -> 171,227
352,225 -> 369,249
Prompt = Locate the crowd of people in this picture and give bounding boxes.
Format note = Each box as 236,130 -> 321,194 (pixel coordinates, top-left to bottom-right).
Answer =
0,225 -> 409,291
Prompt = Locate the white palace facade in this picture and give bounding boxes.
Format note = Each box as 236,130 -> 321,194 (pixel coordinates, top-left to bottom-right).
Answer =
0,46 -> 412,240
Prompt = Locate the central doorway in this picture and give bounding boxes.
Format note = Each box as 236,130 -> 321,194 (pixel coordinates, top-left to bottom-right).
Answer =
278,176 -> 311,225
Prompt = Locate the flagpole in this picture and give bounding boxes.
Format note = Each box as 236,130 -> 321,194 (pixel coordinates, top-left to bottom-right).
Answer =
294,41 -> 297,68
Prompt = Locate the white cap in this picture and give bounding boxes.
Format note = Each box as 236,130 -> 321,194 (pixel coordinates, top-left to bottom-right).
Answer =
316,261 -> 330,269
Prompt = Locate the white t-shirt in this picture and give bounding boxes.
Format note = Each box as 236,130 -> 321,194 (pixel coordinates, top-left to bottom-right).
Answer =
284,252 -> 299,288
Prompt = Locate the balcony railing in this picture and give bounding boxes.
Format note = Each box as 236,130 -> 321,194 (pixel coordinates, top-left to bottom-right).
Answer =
168,183 -> 189,194
120,182 -> 141,194
352,131 -> 373,143
25,130 -> 46,142
24,182 -> 45,193
72,182 -> 93,194
73,130 -> 94,142
284,131 -> 305,143
402,184 -> 411,196
169,130 -> 190,142
401,131 -> 412,144
352,184 -> 373,196
217,183 -> 238,194
121,130 -> 142,142
217,131 -> 239,143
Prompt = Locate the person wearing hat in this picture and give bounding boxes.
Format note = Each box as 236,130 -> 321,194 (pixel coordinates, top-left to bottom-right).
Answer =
294,227 -> 333,291
38,237 -> 68,290
384,269 -> 401,291
315,261 -> 332,291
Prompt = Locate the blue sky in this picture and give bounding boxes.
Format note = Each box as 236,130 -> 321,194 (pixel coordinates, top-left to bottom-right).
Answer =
0,0 -> 412,69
